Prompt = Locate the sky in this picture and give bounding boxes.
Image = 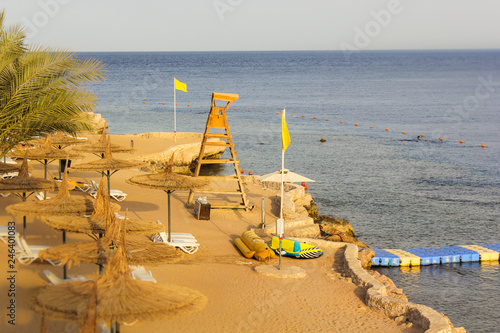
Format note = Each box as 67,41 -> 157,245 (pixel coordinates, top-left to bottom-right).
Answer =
2,0 -> 500,52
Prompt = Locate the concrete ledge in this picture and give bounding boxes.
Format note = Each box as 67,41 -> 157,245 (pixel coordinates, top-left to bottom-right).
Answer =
342,243 -> 453,333
291,238 -> 455,333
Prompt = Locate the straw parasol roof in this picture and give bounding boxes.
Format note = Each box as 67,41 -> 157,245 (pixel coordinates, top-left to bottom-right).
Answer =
0,158 -> 57,195
38,198 -> 183,267
42,177 -> 163,236
0,161 -> 20,173
126,159 -> 209,241
27,131 -> 87,147
9,136 -> 83,161
8,136 -> 85,179
30,219 -> 207,324
72,124 -> 135,155
71,133 -> 146,174
125,163 -> 209,191
6,172 -> 120,218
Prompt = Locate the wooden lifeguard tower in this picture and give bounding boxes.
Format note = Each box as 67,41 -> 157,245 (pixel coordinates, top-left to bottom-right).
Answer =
187,92 -> 252,211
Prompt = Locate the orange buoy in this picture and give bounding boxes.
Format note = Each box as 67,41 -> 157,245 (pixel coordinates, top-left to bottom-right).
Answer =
481,144 -> 485,148
175,103 -> 178,106
403,131 -> 406,135
276,112 -> 279,115
301,182 -> 306,186
439,137 -> 443,141
421,134 -> 424,137
110,100 -> 113,102
248,109 -> 251,112
304,185 -> 308,190
162,103 -> 165,105
370,126 -> 373,128
326,118 -> 329,121
385,128 -> 389,131
291,114 -> 294,116
339,120 -> 343,123
460,140 -> 464,144
302,115 -> 304,118
240,169 -> 244,174
200,106 -> 203,108
355,123 -> 358,126
143,101 -> 146,104
234,108 -> 236,110
128,101 -> 130,103
262,111 -> 265,113
187,104 -> 190,107
249,171 -> 253,175
313,116 -> 316,119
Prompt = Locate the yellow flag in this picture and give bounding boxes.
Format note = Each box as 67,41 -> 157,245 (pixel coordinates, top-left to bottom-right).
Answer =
282,111 -> 290,152
174,78 -> 187,92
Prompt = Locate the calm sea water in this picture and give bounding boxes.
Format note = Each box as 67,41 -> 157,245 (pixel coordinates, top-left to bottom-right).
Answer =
82,50 -> 500,332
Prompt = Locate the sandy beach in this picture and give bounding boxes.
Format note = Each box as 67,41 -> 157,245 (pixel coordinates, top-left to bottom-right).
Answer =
0,132 -> 424,333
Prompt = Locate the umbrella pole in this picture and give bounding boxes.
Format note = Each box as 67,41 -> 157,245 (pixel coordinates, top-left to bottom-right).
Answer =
107,170 -> 111,200
44,159 -> 48,199
62,231 -> 67,279
22,192 -> 28,239
166,190 -> 173,242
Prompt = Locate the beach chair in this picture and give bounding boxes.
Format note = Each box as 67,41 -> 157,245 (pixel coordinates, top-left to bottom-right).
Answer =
99,321 -> 111,333
89,180 -> 127,202
0,226 -> 19,245
152,222 -> 199,254
16,237 -> 62,266
69,179 -> 91,192
2,171 -> 18,179
35,191 -> 51,200
2,156 -> 17,165
43,270 -> 89,285
130,265 -> 157,283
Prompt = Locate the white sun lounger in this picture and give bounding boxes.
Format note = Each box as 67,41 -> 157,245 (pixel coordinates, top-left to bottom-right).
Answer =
151,221 -> 199,254
16,237 -> 61,266
35,192 -> 51,200
130,265 -> 157,283
0,226 -> 19,246
89,180 -> 127,202
43,270 -> 89,285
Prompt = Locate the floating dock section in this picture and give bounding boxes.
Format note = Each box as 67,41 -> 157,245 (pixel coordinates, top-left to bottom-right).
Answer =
371,244 -> 500,267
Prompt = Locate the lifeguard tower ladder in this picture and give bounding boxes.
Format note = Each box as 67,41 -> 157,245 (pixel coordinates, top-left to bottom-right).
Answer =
188,92 -> 251,211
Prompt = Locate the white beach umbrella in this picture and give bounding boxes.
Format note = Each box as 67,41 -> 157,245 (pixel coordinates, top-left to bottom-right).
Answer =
258,169 -> 315,183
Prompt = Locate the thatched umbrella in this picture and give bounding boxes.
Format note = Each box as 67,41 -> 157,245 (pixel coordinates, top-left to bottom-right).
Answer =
6,172 -> 120,220
0,158 -> 58,237
30,218 -> 207,331
9,136 -> 85,182
72,123 -> 135,157
42,176 -> 164,238
126,159 -> 208,242
38,195 -> 183,267
0,161 -> 20,174
70,133 -> 146,199
29,131 -> 87,148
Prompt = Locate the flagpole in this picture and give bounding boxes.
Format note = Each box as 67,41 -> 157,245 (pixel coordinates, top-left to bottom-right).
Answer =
278,109 -> 286,270
174,78 -> 177,142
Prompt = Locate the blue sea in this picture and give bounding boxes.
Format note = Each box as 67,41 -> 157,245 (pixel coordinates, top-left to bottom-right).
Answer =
82,50 -> 500,333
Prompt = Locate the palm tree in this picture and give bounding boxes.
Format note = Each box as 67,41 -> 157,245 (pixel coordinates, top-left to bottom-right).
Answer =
0,10 -> 106,156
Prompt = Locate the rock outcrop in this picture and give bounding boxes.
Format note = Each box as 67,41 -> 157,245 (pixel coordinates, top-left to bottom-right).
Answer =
132,132 -> 226,173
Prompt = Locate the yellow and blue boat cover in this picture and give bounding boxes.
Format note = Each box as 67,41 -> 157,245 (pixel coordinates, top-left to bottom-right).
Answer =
270,236 -> 323,259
